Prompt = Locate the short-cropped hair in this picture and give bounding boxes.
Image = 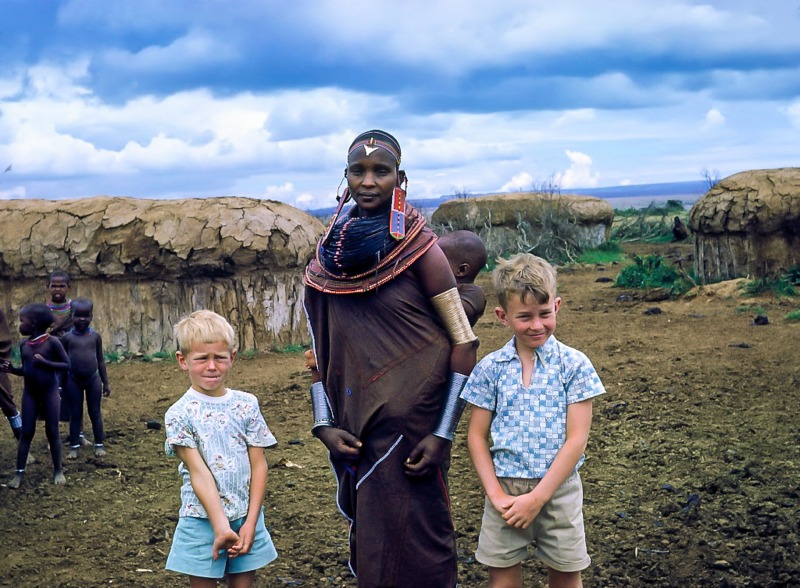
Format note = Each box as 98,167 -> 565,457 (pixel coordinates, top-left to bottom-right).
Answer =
21,303 -> 55,330
174,310 -> 236,355
493,253 -> 557,308
71,298 -> 93,313
48,270 -> 70,285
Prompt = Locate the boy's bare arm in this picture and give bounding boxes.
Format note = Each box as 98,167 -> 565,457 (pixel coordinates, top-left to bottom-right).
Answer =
502,399 -> 593,529
467,406 -> 512,512
95,334 -> 111,396
229,446 -> 268,558
174,445 -> 238,560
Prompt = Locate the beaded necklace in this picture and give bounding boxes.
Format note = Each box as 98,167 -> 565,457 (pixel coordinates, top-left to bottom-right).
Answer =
48,299 -> 72,317
26,333 -> 50,347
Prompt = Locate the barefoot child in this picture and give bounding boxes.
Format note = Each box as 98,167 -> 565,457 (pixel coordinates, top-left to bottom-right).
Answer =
438,230 -> 488,326
165,310 -> 278,586
1,304 -> 70,488
461,253 -> 606,588
61,298 -> 111,459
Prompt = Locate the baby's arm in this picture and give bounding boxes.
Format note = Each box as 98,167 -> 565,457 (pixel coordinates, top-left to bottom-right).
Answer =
229,446 -> 268,558
467,406 -> 515,514
95,333 -> 111,396
174,445 -> 239,560
502,399 -> 593,529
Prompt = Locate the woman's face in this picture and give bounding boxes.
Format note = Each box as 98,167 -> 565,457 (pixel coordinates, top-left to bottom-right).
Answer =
346,147 -> 398,217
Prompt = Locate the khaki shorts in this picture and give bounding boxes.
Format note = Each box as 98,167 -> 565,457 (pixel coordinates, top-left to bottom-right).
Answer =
474,473 -> 590,573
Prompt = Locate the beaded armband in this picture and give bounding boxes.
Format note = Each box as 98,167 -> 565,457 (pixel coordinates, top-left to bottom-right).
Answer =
431,288 -> 477,346
310,382 -> 334,430
432,372 -> 469,441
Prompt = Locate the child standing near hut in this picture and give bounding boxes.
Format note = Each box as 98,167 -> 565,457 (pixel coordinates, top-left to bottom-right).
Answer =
165,310 -> 278,586
438,230 -> 489,326
1,304 -> 70,489
46,270 -> 91,446
61,298 -> 111,459
461,253 -> 606,588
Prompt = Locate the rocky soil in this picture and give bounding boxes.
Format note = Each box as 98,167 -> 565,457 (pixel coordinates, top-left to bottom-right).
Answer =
1,242 -> 798,587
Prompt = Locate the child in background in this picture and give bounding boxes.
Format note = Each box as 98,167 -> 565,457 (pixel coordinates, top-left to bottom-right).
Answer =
461,253 -> 606,588
0,307 -> 22,439
45,270 -> 91,446
1,304 -> 70,489
46,270 -> 73,338
61,298 -> 111,459
165,310 -> 278,587
438,230 -> 488,326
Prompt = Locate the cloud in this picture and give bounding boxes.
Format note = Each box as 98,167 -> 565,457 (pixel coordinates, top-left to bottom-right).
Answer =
500,172 -> 534,193
701,107 -> 726,131
555,150 -> 600,189
786,100 -> 800,129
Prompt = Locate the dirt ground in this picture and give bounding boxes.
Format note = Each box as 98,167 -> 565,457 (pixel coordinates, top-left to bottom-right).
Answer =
1,242 -> 798,588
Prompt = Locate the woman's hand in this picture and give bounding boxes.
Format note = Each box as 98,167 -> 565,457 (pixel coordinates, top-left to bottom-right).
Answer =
314,427 -> 362,462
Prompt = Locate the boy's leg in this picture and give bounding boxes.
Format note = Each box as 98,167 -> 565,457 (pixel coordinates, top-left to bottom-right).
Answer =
84,375 -> 106,455
548,568 -> 582,588
188,577 -> 218,588
65,376 -> 83,456
10,393 -> 39,488
489,563 -> 523,588
42,386 -> 65,483
226,571 -> 256,588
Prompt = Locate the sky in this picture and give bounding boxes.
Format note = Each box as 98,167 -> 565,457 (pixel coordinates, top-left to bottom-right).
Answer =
1,0 -> 799,210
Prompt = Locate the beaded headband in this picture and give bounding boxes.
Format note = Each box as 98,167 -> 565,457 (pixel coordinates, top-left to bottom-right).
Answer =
347,137 -> 401,166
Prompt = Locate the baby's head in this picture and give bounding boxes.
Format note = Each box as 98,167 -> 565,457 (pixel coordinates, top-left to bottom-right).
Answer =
174,310 -> 236,356
20,303 -> 55,335
438,230 -> 488,284
71,298 -> 94,330
493,253 -> 557,309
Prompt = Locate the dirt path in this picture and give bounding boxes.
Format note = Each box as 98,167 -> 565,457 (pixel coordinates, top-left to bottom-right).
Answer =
2,242 -> 798,587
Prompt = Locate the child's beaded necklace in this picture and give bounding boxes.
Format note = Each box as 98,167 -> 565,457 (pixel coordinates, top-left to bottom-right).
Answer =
26,333 -> 50,347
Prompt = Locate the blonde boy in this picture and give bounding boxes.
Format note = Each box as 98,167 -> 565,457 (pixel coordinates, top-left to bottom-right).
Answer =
461,254 -> 605,588
165,310 -> 277,587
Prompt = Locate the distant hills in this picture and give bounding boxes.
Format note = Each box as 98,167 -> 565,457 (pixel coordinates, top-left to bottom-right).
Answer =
308,179 -> 710,216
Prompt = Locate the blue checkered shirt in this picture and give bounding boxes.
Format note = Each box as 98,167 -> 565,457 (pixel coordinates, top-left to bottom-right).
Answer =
461,336 -> 606,479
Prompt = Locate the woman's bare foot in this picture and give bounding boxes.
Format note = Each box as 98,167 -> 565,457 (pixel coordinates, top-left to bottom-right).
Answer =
53,471 -> 66,485
8,473 -> 23,489
67,448 -> 79,459
94,445 -> 106,457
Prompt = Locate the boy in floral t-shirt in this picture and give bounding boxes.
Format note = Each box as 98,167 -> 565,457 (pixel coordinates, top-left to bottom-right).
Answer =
165,310 -> 277,587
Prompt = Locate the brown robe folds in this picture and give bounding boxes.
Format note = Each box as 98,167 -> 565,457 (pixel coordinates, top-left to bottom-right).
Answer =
304,205 -> 458,587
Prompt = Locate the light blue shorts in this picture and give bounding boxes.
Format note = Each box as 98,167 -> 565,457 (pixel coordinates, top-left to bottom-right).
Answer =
166,508 -> 278,579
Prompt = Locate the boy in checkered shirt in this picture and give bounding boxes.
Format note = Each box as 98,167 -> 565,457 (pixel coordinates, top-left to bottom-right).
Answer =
460,253 -> 606,588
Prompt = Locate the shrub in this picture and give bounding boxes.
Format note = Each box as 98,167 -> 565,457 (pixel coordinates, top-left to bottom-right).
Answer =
742,276 -> 798,298
785,309 -> 800,322
611,201 -> 690,243
615,254 -> 697,295
576,241 -> 625,265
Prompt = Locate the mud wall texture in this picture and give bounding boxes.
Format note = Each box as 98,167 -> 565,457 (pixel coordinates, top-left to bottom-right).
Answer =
689,168 -> 800,282
431,192 -> 615,252
0,196 -> 325,354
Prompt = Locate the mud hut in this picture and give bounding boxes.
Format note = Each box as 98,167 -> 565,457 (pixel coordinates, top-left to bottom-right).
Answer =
689,168 -> 800,283
431,192 -> 614,261
0,197 -> 324,354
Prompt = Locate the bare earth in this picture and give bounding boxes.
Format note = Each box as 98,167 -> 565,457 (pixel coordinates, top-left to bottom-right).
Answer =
1,242 -> 798,588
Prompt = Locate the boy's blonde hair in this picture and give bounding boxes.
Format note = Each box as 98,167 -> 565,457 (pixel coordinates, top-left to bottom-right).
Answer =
493,253 -> 557,308
174,310 -> 236,355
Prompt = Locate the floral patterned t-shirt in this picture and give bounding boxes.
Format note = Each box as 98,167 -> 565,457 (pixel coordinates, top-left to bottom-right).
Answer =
165,387 -> 277,520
